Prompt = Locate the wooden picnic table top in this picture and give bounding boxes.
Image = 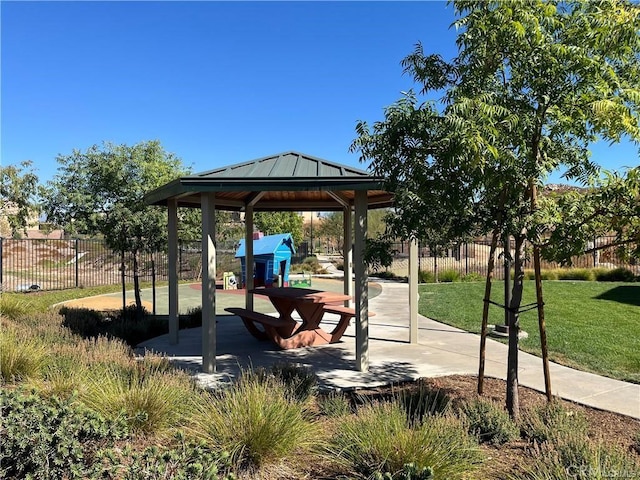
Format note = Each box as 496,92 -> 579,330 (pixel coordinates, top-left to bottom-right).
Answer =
249,287 -> 350,304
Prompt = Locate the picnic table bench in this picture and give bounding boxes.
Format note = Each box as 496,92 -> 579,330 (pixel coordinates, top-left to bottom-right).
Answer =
224,288 -> 375,350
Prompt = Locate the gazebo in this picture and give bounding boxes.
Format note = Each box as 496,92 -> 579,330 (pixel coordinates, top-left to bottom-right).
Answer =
145,151 -> 420,373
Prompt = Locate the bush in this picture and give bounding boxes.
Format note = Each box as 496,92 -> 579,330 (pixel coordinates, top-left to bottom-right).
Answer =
331,401 -> 482,479
0,388 -> 128,480
508,429 -> 640,480
419,270 -> 436,283
1,328 -> 48,383
99,436 -> 235,480
318,391 -> 352,417
460,398 -> 520,445
438,269 -> 461,283
269,362 -> 318,403
188,370 -> 320,469
372,463 -> 435,480
0,295 -> 31,320
79,363 -> 197,435
594,267 -> 637,282
396,384 -> 451,425
556,268 -> 594,281
519,401 -> 588,445
461,272 -> 484,282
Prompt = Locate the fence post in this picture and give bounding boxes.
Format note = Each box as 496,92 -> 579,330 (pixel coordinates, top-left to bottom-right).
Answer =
152,254 -> 156,315
75,239 -> 79,288
465,242 -> 469,275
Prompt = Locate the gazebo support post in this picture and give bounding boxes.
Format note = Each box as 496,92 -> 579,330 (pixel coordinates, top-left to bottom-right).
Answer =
354,190 -> 369,372
201,193 -> 217,373
409,238 -> 419,343
343,206 -> 353,307
167,199 -> 179,345
245,205 -> 255,310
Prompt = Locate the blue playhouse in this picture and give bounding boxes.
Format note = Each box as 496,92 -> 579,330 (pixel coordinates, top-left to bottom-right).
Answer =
235,233 -> 295,287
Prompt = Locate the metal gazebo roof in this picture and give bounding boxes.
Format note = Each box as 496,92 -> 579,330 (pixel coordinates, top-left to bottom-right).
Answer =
145,151 -> 393,211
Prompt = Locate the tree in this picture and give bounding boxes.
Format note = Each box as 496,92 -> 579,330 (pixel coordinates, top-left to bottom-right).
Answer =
254,212 -> 304,246
352,0 -> 640,419
42,141 -> 187,317
0,161 -> 39,237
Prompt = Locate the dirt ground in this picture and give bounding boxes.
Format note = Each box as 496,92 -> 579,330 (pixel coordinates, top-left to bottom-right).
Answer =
60,296 -> 153,311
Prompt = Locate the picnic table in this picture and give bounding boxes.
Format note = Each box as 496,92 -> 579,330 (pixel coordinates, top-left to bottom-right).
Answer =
225,287 -> 374,349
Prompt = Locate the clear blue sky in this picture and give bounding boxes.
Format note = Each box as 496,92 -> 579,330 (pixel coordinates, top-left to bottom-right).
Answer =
2,1 -> 638,186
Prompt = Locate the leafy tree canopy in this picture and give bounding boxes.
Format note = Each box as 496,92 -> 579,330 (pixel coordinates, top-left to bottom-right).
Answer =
254,211 -> 304,246
0,161 -> 39,237
43,140 -> 186,254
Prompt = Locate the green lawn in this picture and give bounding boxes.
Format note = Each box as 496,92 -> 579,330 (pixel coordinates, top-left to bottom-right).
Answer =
419,281 -> 640,383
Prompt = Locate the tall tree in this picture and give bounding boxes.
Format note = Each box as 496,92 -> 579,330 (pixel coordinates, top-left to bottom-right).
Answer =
0,161 -> 39,237
353,0 -> 640,419
43,141 -> 187,317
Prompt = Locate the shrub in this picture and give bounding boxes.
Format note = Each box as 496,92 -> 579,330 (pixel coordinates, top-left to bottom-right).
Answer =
594,267 -> 636,282
519,401 -> 588,445
556,268 -> 594,281
508,429 -> 640,479
372,463 -> 435,480
188,371 -> 320,469
0,388 -> 128,480
1,328 -> 48,383
397,384 -> 451,425
331,401 -> 482,479
184,306 -> 203,328
419,270 -> 436,283
438,269 -> 461,283
269,362 -> 318,403
99,436 -> 235,480
632,430 -> 640,455
79,364 -> 197,435
461,272 -> 484,282
318,391 -> 352,417
460,398 -> 520,445
0,295 -> 31,320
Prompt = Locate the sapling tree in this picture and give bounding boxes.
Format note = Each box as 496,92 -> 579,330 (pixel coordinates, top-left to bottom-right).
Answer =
352,0 -> 640,418
43,141 -> 187,318
0,161 -> 39,237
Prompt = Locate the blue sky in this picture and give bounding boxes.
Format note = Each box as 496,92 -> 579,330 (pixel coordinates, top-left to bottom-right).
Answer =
2,1 -> 638,186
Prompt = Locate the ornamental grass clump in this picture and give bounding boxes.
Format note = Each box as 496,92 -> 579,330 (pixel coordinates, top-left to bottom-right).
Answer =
1,327 -> 48,383
331,400 -> 482,480
396,384 -> 452,425
79,362 -> 197,435
519,401 -> 588,445
188,370 -> 320,470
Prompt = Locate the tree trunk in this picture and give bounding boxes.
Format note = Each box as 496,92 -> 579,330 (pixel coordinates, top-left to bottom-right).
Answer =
506,234 -> 526,420
133,250 -> 143,322
478,230 -> 499,394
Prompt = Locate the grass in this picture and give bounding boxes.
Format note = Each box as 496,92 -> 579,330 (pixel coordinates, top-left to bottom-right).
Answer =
418,281 -> 640,383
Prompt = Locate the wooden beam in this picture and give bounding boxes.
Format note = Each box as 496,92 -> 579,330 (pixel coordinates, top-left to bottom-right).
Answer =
354,190 -> 369,372
167,198 -> 179,345
201,193 -> 217,373
409,238 -> 419,343
327,190 -> 350,208
246,191 -> 266,207
245,205 -> 255,310
343,206 -> 353,308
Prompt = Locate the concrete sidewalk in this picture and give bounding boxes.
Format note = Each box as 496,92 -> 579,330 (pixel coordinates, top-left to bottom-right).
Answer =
138,279 -> 640,420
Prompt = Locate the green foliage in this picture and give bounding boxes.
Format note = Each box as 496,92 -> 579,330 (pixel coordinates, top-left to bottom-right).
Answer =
594,267 -> 637,282
99,437 -> 235,480
188,370 -> 319,469
0,388 -> 128,480
331,401 -> 482,479
396,384 -> 452,425
0,295 -> 31,319
519,401 -> 588,445
268,362 -> 318,403
508,429 -> 640,480
79,364 -> 197,435
254,211 -> 304,245
556,268 -> 594,281
461,272 -> 484,282
0,160 -> 39,237
372,463 -> 434,480
1,328 -> 48,383
365,236 -> 398,271
438,269 -> 461,283
418,270 -> 436,283
318,391 -> 353,418
460,399 -> 520,446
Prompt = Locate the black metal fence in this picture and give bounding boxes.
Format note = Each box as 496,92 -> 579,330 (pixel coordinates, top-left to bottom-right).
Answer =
0,238 -> 241,293
384,236 -> 639,280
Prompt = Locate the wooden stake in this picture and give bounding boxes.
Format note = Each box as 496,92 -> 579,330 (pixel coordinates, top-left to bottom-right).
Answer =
478,230 -> 499,395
